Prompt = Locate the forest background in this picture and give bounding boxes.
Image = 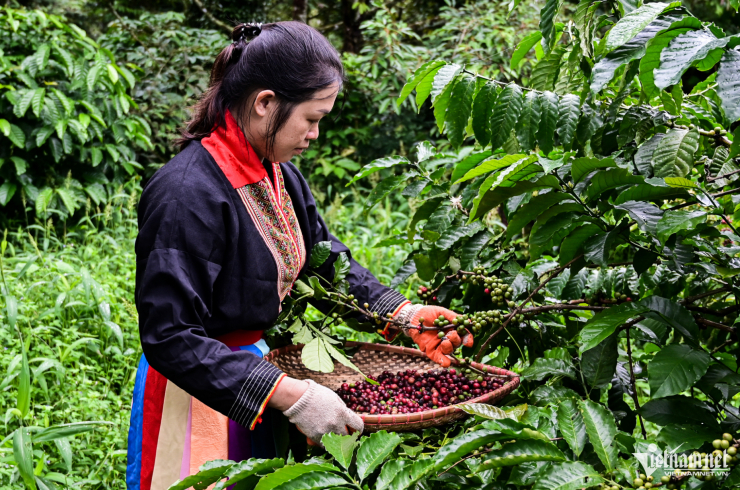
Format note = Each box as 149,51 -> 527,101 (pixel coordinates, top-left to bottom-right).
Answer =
3,0 -> 740,487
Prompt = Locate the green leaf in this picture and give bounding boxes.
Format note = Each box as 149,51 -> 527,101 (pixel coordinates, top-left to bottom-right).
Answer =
301,338 -> 334,373
522,358 -> 576,381
365,173 -> 409,210
0,119 -> 9,136
579,400 -> 618,473
309,241 -> 332,268
538,91 -> 559,155
591,16 -> 677,93
490,84 -> 524,150
458,153 -> 529,183
571,157 -> 617,183
348,156 -> 410,185
376,461 -> 410,490
531,461 -> 603,490
213,458 -> 285,490
586,168 -> 644,201
0,182 -> 17,207
8,124 -> 26,149
717,49 -> 740,122
472,83 -> 498,148
654,30 -> 729,90
252,464 -> 341,490
384,459 -> 434,490
436,221 -> 483,250
408,198 -> 443,241
33,421 -> 113,442
579,302 -> 650,353
517,91 -> 542,153
14,428 -> 36,490
398,60 -> 446,107
615,200 -> 663,234
639,296 -> 700,341
458,403 -> 518,421
431,63 -> 463,104
559,224 -> 603,265
56,188 -> 77,214
656,210 -> 706,243
606,2 -> 671,52
639,396 -> 717,426
613,182 -> 687,205
434,75 -> 460,132
447,77 -> 476,149
634,132 -> 666,177
478,439 -> 566,470
264,470 -> 347,489
460,229 -> 494,269
511,31 -> 543,69
333,252 -> 350,284
648,344 -> 711,398
540,0 -> 564,50
582,333 -> 618,390
322,432 -> 359,470
18,334 -> 30,417
505,192 -> 572,242
557,399 -> 587,457
452,151 -> 493,183
433,429 -> 503,471
472,175 -> 560,220
657,424 -> 716,452
652,128 -> 700,178
639,17 -> 703,96
356,430 -> 402,481
557,94 -> 580,150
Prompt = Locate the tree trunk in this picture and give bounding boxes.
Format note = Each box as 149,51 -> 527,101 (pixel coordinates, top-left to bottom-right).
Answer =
340,0 -> 363,53
293,0 -> 307,23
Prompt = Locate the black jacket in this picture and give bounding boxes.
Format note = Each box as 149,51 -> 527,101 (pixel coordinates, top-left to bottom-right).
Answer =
134,141 -> 407,429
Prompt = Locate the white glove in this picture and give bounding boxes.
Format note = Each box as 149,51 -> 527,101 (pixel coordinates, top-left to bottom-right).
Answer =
282,379 -> 363,446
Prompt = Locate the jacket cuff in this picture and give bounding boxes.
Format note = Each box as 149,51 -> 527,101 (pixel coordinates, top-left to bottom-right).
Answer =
370,289 -> 409,320
227,360 -> 286,430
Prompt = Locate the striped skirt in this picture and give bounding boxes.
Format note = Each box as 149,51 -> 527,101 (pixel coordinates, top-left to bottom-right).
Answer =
126,333 -> 288,490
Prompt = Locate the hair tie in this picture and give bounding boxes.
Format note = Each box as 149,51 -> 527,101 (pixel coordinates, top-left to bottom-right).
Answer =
232,22 -> 262,45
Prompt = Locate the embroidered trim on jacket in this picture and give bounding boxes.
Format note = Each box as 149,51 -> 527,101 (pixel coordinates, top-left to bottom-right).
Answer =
236,164 -> 306,307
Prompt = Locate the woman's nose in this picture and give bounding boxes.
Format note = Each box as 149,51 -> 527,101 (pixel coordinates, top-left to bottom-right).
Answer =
306,123 -> 319,140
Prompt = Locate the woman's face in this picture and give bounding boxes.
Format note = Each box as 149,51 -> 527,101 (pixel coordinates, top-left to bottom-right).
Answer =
241,82 -> 339,163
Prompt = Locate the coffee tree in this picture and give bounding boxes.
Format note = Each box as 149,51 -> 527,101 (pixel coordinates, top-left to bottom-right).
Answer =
177,1 -> 740,489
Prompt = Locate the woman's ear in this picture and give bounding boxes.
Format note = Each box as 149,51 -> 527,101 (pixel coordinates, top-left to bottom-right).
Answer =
253,90 -> 276,117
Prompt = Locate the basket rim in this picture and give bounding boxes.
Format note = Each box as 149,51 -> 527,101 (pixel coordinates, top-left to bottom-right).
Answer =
264,341 -> 521,426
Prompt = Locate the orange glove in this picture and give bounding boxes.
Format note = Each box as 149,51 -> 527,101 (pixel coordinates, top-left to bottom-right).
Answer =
387,303 -> 474,367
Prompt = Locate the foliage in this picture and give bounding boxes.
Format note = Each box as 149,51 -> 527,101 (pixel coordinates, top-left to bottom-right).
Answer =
0,181 -> 141,488
97,12 -> 224,172
0,7 -> 152,222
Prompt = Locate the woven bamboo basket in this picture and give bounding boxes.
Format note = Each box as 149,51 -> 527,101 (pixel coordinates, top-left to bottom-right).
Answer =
264,342 -> 520,432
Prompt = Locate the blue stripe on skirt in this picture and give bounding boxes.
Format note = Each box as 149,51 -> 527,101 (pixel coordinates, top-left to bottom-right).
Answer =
126,354 -> 150,490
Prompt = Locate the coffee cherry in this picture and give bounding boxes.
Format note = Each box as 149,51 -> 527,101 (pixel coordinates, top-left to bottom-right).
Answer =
723,433 -> 734,441
721,439 -> 731,449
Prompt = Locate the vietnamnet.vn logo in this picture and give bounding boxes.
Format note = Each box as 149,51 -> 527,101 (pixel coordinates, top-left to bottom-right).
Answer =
634,443 -> 735,484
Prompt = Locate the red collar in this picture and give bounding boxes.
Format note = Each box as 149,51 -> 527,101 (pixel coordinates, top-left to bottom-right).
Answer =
201,109 -> 270,188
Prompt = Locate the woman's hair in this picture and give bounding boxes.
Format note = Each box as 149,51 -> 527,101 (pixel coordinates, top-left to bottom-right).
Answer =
177,21 -> 346,156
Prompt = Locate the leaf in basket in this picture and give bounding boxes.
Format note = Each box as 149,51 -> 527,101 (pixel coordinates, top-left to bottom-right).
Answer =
292,325 -> 313,345
355,430 -> 403,481
323,341 -> 364,375
458,403 -> 517,420
321,431 -> 359,470
301,338 -> 334,373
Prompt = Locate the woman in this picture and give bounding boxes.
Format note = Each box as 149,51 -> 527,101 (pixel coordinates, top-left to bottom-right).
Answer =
126,21 -> 473,490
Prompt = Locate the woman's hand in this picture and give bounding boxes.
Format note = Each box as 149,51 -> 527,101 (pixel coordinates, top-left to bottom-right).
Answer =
278,379 -> 363,446
395,304 -> 474,367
